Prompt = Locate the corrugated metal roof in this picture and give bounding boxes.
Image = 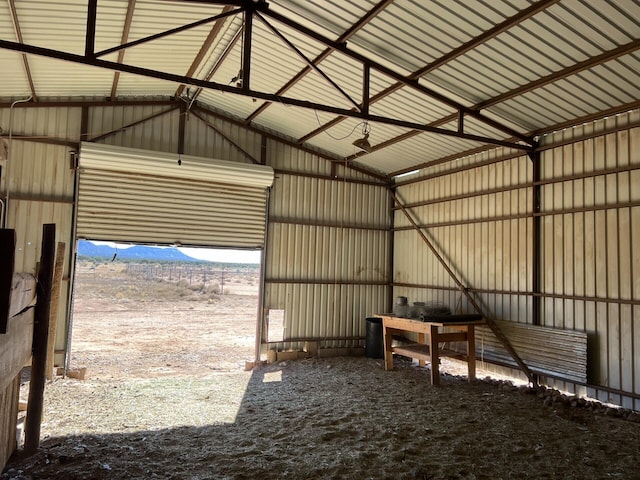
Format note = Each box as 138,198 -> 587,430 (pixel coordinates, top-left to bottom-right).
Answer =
1,0 -> 639,177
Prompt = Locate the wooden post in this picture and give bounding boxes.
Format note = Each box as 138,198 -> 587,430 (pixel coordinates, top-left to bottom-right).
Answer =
45,242 -> 66,380
24,224 -> 56,454
0,229 -> 16,334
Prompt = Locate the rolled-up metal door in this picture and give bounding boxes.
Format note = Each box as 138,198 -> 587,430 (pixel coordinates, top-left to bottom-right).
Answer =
77,142 -> 274,247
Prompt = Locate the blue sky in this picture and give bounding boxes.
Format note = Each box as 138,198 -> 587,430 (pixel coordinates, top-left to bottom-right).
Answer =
90,241 -> 261,264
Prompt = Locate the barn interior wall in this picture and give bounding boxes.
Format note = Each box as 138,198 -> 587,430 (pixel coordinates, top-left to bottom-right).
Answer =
6,99 -> 637,409
0,106 -> 78,369
0,101 -> 390,368
393,109 -> 640,410
264,141 -> 391,352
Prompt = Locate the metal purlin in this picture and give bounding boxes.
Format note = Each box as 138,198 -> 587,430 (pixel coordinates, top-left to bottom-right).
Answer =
387,187 -> 537,386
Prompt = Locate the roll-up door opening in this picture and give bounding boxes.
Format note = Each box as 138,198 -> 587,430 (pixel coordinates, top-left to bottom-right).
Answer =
76,142 -> 274,247
68,143 -> 273,379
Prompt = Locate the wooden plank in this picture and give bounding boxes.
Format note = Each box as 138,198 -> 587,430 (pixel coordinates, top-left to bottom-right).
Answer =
9,273 -> 36,318
0,374 -> 20,472
392,344 -> 431,361
0,229 -> 16,334
430,324 -> 439,384
45,242 -> 66,380
24,224 -> 55,454
0,310 -> 34,394
0,275 -> 36,394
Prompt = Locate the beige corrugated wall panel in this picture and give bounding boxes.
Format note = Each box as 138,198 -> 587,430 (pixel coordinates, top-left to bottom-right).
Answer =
264,284 -> 388,351
394,146 -> 533,322
271,175 -> 388,227
539,109 -> 640,410
267,139 -> 332,176
0,105 -> 78,369
264,156 -> 390,350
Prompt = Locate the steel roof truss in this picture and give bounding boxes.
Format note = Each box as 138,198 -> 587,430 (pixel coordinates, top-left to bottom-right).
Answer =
0,38 -> 533,152
94,8 -> 242,58
255,3 -> 534,146
240,5 -> 252,91
255,12 -> 361,112
245,0 -> 392,123
85,0 -> 97,57
176,5 -> 235,97
291,1 -> 562,145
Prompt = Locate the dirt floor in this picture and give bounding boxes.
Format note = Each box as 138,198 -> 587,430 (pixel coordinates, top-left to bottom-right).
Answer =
3,261 -> 640,480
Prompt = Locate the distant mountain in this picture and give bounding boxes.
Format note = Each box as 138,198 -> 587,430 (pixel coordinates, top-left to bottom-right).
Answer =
78,241 -> 199,262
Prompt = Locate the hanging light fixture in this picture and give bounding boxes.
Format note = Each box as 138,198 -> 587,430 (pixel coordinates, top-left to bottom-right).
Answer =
352,122 -> 372,153
352,133 -> 372,153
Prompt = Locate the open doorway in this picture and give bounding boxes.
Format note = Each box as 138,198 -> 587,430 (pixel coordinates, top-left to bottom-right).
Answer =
68,240 -> 261,380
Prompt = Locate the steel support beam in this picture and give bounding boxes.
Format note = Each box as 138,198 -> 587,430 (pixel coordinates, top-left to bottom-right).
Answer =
256,4 -> 534,146
176,5 -> 235,97
245,0 -> 393,123
241,5 -> 253,91
95,8 -> 241,58
191,110 -> 261,164
87,106 -> 179,143
85,0 -> 97,57
529,148 -> 542,327
256,13 -> 361,111
0,39 -> 531,152
7,0 -> 37,100
110,0 -> 136,99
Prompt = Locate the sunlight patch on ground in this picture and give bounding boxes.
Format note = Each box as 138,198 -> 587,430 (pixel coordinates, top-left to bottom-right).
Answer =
262,370 -> 282,383
40,374 -> 254,438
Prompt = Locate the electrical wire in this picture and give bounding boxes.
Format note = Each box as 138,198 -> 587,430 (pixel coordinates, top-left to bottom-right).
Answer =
312,109 -> 367,141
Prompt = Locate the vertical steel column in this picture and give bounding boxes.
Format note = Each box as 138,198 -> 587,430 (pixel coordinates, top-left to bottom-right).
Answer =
63,108 -> 88,373
241,6 -> 253,91
178,101 -> 187,159
362,64 -> 370,116
85,0 -> 97,58
530,147 -> 542,326
255,187 -> 271,363
387,186 -> 396,314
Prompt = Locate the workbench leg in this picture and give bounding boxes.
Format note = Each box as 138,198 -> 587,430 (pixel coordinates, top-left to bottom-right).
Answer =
417,332 -> 426,368
382,325 -> 394,371
467,325 -> 476,382
429,325 -> 440,385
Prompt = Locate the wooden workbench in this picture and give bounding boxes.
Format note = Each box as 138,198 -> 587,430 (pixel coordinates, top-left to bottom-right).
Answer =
377,314 -> 485,385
